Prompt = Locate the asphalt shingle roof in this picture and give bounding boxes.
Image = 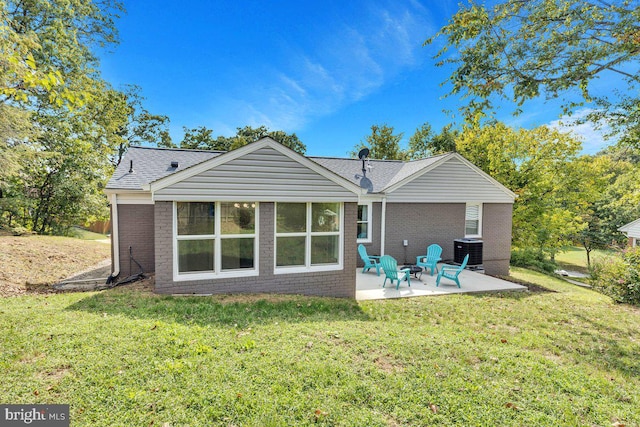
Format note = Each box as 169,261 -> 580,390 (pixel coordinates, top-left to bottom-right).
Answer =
106,145 -> 452,194
309,154 -> 449,193
106,146 -> 223,190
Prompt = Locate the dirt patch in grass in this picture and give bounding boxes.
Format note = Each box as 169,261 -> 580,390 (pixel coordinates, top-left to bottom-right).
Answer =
0,235 -> 110,297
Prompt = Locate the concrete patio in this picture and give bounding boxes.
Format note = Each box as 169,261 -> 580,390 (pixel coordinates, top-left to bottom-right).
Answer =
356,265 -> 526,300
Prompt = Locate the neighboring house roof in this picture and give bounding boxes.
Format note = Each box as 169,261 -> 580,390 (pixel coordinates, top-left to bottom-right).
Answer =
105,146 -> 222,191
104,138 -> 516,203
619,218 -> 640,237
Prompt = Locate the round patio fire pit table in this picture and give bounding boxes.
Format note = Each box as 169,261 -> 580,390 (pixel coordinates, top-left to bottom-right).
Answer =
400,265 -> 423,279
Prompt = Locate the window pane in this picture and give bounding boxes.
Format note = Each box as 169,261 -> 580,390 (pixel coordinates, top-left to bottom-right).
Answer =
178,239 -> 214,273
465,220 -> 479,236
221,238 -> 254,270
357,204 -> 368,221
177,202 -> 214,235
312,203 -> 340,232
276,236 -> 306,266
276,203 -> 307,233
311,235 -> 339,265
220,202 -> 256,234
357,223 -> 369,239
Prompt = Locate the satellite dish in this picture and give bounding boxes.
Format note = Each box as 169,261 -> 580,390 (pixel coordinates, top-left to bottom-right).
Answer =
358,148 -> 370,160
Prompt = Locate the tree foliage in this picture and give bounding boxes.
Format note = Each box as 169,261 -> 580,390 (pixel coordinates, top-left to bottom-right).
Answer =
456,122 -> 583,257
427,0 -> 640,140
1,0 -> 124,108
351,124 -> 405,160
0,0 -> 133,234
180,125 -> 306,154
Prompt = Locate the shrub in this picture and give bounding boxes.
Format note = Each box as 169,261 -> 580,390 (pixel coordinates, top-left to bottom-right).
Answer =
10,225 -> 30,236
590,247 -> 640,305
510,248 -> 556,273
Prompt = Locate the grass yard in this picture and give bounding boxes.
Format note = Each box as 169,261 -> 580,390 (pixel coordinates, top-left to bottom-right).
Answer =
555,246 -> 616,274
1,269 -> 639,426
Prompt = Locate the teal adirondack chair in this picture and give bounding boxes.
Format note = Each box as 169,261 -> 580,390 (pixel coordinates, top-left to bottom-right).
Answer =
358,244 -> 381,276
436,254 -> 469,288
380,255 -> 411,290
416,244 -> 442,276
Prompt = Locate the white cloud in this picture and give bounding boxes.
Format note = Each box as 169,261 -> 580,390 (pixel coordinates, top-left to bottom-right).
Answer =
547,109 -> 618,154
213,1 -> 435,133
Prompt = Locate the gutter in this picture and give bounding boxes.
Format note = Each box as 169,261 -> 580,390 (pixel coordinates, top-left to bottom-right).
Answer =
108,193 -> 120,281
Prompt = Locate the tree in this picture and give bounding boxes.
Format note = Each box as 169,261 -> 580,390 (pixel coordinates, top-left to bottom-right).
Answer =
180,125 -> 307,154
455,122 -> 583,258
427,0 -> 640,140
180,126 -> 218,150
1,0 -> 124,109
351,124 -> 405,160
111,85 -> 170,164
0,0 -> 128,233
406,123 -> 458,158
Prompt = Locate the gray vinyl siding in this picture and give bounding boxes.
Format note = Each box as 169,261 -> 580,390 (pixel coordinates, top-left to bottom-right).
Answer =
386,157 -> 514,203
154,147 -> 358,202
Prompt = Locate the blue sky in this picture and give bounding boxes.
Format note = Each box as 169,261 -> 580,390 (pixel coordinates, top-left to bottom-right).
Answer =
99,0 -> 614,157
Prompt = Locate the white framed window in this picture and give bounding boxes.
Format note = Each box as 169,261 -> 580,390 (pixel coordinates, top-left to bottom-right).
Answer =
357,202 -> 372,243
173,201 -> 259,281
465,202 -> 482,238
275,202 -> 343,274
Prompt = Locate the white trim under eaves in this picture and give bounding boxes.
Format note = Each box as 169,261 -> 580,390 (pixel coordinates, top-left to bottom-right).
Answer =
112,192 -> 154,204
146,138 -> 363,195
383,153 -> 517,201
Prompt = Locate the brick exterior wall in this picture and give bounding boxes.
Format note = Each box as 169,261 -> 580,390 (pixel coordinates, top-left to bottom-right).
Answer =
116,204 -> 155,277
154,201 -> 357,298
374,202 -> 512,276
480,203 -> 513,276
384,203 -> 465,265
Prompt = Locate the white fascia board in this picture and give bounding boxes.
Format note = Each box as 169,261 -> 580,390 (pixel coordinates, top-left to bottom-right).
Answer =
148,138 -> 362,195
384,153 -> 517,201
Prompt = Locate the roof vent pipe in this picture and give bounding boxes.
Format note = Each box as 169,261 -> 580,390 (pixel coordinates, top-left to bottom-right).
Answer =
129,160 -> 134,173
171,161 -> 179,168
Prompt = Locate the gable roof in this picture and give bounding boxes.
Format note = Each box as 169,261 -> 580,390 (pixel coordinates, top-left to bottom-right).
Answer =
105,146 -> 222,191
148,137 -> 362,195
105,139 -> 515,203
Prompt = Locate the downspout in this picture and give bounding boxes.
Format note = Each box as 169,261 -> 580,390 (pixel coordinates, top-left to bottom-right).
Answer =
380,196 -> 387,255
108,193 -> 120,281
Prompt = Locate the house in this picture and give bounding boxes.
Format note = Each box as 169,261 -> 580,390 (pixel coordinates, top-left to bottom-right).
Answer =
619,218 -> 640,247
105,138 -> 516,298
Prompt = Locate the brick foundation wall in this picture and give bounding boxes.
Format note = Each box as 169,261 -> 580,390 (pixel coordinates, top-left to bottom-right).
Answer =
116,204 -> 155,277
154,202 -> 357,298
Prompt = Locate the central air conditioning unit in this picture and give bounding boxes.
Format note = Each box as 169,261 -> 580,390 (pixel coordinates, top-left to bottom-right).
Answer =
454,238 -> 483,266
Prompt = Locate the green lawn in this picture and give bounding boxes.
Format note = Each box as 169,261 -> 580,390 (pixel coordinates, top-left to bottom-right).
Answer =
68,226 -> 109,241
555,246 -> 616,274
1,269 -> 639,426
